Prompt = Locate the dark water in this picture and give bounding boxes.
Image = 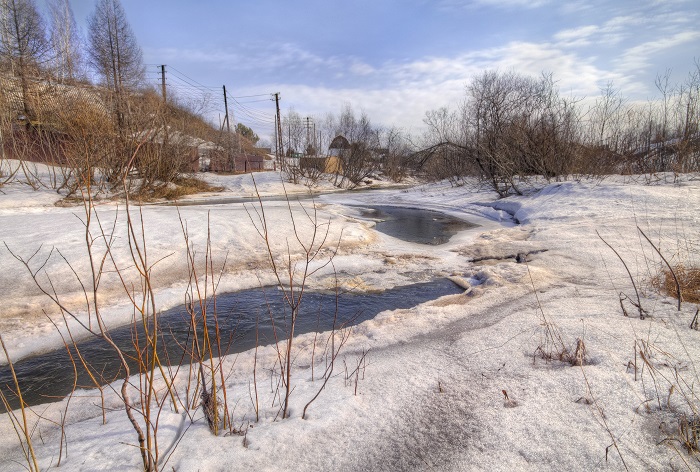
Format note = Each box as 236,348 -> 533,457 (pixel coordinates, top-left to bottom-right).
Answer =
162,197 -> 478,246
357,206 -> 478,245
0,279 -> 462,409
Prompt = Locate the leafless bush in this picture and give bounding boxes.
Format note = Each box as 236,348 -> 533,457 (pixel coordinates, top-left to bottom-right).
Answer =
526,261 -> 589,366
5,141 -> 180,470
177,210 -> 236,436
422,71 -> 583,196
246,178 -> 347,419
420,65 -> 700,193
597,230 -> 647,319
596,224 -> 700,464
379,126 -> 412,182
0,334 -> 40,472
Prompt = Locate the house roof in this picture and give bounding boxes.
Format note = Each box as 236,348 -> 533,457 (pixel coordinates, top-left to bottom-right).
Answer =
329,135 -> 350,150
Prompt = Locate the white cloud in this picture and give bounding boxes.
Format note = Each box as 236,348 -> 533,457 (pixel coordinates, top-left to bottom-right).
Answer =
349,61 -> 376,76
150,42 -> 335,73
474,0 -> 550,7
617,31 -> 700,74
553,25 -> 599,47
250,41 -> 628,138
439,0 -> 550,9
150,0 -> 699,139
552,15 -> 645,49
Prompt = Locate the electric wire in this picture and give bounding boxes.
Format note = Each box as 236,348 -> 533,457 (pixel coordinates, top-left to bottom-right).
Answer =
146,64 -> 278,137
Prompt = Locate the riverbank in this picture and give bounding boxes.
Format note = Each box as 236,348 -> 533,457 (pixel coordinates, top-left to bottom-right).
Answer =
1,170 -> 699,470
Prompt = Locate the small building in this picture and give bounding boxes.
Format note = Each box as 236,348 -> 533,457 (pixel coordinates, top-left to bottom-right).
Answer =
234,153 -> 265,172
2,121 -> 71,164
328,135 -> 350,157
136,127 -> 224,173
299,155 -> 343,174
295,134 -> 348,174
209,151 -> 265,173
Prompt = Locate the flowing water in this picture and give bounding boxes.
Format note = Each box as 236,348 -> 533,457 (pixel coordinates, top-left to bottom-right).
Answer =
0,279 -> 462,408
0,204 -> 478,408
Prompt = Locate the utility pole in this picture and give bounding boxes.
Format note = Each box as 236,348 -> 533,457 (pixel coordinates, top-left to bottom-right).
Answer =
305,117 -> 311,153
160,65 -> 169,147
223,85 -> 231,134
273,92 -> 283,161
274,115 -> 279,164
223,85 -> 232,170
160,65 -> 166,102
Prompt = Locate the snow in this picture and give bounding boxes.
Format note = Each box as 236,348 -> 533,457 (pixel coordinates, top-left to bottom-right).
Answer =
1,164 -> 699,471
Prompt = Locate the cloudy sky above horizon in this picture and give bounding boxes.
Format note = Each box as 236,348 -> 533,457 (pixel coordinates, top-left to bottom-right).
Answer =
66,0 -> 699,141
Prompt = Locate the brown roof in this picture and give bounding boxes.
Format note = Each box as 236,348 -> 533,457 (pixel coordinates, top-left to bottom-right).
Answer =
329,135 -> 350,150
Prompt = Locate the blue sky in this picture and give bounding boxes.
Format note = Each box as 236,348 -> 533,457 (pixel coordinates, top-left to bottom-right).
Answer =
66,0 -> 700,141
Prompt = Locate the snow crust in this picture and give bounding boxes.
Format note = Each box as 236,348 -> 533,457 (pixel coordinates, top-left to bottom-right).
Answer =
1,165 -> 699,471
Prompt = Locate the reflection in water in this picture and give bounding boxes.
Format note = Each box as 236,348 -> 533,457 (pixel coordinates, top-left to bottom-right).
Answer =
358,206 -> 478,245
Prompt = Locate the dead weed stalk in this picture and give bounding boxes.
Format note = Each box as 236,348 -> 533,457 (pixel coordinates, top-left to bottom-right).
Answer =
525,261 -> 588,366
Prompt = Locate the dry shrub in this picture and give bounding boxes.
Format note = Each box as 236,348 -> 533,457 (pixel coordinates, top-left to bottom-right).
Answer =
140,176 -> 224,201
680,415 -> 700,454
653,264 -> 700,304
535,337 -> 589,366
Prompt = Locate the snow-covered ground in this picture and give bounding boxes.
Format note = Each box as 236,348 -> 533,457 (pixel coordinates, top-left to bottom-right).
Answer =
1,164 -> 699,471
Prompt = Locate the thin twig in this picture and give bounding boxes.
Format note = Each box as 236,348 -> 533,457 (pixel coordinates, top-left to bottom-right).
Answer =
637,226 -> 682,311
596,230 -> 646,319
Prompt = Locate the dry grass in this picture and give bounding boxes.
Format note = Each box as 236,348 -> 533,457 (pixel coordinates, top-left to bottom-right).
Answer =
142,176 -> 224,201
680,415 -> 700,454
652,264 -> 700,304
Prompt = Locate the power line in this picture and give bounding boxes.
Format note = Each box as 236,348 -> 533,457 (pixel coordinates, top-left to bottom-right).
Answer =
233,93 -> 275,99
167,65 -> 219,91
147,64 -> 279,137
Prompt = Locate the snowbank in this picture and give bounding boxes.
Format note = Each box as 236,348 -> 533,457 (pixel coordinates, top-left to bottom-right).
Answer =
1,170 -> 699,471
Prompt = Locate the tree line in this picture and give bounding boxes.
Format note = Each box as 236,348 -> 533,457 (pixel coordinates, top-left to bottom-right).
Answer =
276,65 -> 699,195
419,67 -> 700,196
1,0 -> 698,197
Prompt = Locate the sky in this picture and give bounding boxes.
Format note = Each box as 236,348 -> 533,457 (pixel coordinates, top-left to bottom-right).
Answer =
63,0 -> 700,143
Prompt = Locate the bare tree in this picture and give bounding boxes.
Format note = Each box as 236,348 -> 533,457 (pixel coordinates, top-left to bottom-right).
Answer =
332,105 -> 380,187
47,0 -> 83,82
419,107 -> 473,184
281,108 -> 305,156
87,0 -> 143,132
86,0 -> 144,184
421,71 -> 585,196
0,0 -> 50,120
654,69 -> 673,170
589,82 -> 626,147
380,126 -> 411,181
675,61 -> 700,171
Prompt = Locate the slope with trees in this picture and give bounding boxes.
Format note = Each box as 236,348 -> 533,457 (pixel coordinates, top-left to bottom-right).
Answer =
0,0 -> 232,198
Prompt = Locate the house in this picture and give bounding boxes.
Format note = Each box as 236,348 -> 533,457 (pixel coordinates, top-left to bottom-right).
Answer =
295,134 -> 348,174
234,153 -> 265,172
208,151 -> 266,173
136,127 -> 225,173
328,135 -> 350,157
2,121 -> 71,164
299,155 -> 341,174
